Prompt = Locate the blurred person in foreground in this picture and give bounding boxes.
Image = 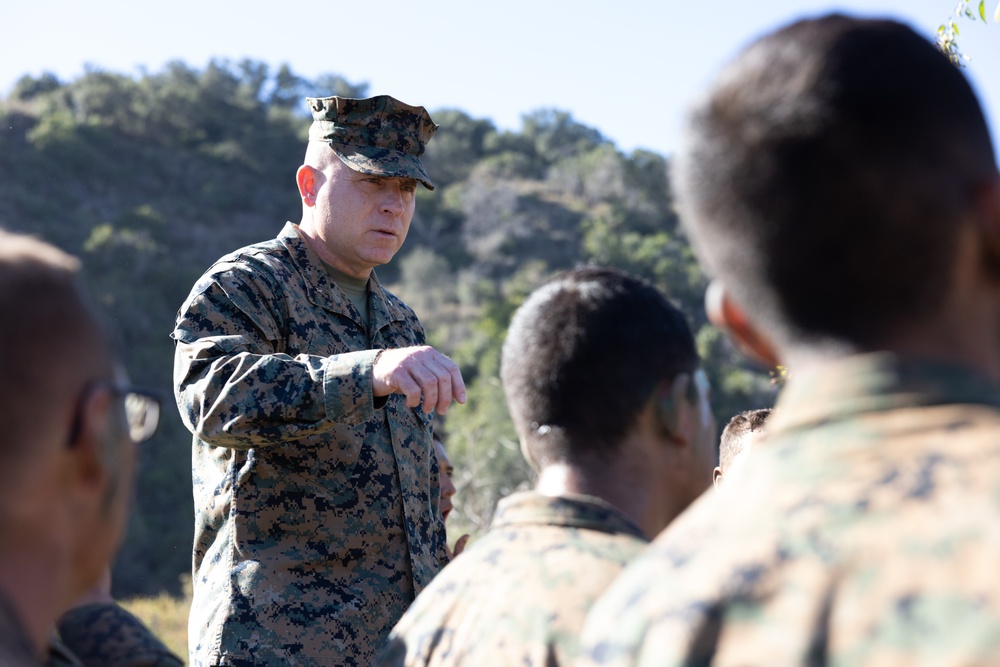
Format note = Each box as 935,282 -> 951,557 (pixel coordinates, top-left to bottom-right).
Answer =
0,230 -> 177,667
376,267 -> 716,667
712,408 -> 771,488
172,95 -> 465,667
579,13 -> 1000,666
432,435 -> 469,558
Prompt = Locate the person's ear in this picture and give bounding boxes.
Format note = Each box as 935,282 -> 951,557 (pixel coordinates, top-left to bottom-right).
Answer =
296,165 -> 320,207
655,373 -> 693,444
68,386 -> 114,496
712,466 -> 724,488
704,280 -> 780,368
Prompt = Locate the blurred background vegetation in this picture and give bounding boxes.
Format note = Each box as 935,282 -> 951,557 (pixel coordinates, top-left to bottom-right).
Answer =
0,60 -> 776,622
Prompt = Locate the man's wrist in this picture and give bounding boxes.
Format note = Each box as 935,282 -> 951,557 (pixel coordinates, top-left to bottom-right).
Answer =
372,349 -> 388,409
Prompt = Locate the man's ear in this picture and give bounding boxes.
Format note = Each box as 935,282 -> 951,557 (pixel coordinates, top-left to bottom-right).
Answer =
705,280 -> 780,368
712,466 -> 724,488
68,386 -> 114,496
655,374 -> 693,444
296,165 -> 320,206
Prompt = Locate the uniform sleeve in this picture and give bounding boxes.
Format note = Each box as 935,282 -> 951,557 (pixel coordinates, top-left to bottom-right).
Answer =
54,603 -> 184,667
172,266 -> 378,449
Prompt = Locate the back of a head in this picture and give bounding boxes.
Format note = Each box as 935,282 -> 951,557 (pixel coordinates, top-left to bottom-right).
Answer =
500,267 -> 698,468
675,14 -> 998,350
0,230 -> 111,488
718,408 -> 771,473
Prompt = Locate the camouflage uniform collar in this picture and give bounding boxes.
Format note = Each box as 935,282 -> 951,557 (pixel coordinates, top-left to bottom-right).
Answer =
491,491 -> 646,539
769,352 -> 1000,436
277,223 -> 404,332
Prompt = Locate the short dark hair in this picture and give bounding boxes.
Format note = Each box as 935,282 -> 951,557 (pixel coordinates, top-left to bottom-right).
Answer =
674,14 -> 998,349
718,408 -> 771,472
500,266 -> 699,466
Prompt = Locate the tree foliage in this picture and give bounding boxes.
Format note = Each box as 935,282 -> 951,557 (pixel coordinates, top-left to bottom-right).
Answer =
0,61 -> 775,596
937,0 -> 999,65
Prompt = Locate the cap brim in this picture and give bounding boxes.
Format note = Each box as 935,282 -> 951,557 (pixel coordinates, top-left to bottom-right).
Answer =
330,143 -> 435,191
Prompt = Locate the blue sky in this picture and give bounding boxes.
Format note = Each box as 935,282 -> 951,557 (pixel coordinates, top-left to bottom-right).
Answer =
3,0 -> 998,156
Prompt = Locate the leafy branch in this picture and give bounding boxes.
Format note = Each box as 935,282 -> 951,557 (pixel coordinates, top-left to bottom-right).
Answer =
938,0 -> 999,66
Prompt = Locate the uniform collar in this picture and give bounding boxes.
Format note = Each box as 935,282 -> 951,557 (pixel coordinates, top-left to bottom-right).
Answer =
768,352 -> 1000,437
491,491 -> 646,540
277,222 -> 405,333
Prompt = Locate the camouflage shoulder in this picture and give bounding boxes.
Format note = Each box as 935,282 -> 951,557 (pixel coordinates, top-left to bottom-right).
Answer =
192,236 -> 290,293
55,603 -> 184,667
175,236 -> 297,336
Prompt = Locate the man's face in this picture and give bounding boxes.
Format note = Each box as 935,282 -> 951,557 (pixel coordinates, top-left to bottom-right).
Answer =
433,439 -> 457,522
309,158 -> 417,278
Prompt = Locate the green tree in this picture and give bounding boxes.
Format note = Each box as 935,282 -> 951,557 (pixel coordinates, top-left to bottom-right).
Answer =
521,108 -> 606,165
420,109 -> 498,188
938,0 -> 999,65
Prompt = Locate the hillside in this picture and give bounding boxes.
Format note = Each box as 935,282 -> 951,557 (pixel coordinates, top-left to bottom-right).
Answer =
0,60 -> 776,596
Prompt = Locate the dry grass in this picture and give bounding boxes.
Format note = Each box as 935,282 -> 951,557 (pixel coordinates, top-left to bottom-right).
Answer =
120,576 -> 191,661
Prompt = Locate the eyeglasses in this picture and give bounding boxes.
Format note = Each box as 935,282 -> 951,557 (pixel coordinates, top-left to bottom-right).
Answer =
67,382 -> 162,445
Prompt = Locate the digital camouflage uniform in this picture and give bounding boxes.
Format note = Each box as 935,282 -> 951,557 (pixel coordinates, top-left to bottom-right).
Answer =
579,354 -> 1000,666
173,222 -> 448,667
376,491 -> 648,667
47,603 -> 183,667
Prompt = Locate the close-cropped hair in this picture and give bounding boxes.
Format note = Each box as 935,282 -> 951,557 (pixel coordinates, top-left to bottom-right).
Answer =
674,14 -> 998,349
303,141 -> 341,171
0,229 -> 110,468
718,408 -> 771,472
500,266 -> 699,466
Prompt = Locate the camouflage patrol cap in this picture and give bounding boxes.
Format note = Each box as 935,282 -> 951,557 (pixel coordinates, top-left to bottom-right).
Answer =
307,95 -> 438,190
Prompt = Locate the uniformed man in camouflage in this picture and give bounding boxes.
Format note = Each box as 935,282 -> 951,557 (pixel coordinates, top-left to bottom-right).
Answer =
172,95 -> 466,667
0,230 -> 172,667
579,14 -> 1000,666
376,267 -> 717,667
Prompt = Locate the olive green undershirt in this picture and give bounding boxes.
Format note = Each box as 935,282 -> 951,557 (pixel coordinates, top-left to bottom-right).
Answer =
322,261 -> 371,332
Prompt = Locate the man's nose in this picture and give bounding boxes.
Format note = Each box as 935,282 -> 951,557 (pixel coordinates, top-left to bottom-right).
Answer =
380,184 -> 405,215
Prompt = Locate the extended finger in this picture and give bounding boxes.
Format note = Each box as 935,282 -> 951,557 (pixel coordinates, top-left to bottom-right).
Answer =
447,361 -> 467,405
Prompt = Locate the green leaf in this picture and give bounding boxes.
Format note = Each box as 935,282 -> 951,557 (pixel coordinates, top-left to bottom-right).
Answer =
980,0 -> 987,22
953,21 -> 961,35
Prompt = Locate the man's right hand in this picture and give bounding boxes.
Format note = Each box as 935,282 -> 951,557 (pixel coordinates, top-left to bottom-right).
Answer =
372,346 -> 467,414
